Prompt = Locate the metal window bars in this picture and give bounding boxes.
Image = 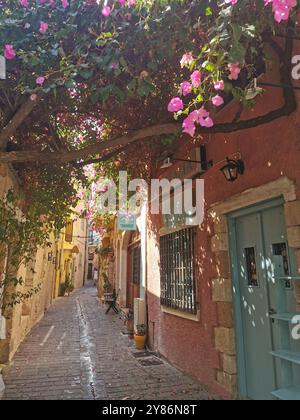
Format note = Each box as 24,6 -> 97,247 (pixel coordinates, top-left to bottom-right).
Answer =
160,228 -> 197,314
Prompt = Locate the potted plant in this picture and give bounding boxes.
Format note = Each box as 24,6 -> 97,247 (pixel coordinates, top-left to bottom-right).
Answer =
59,276 -> 74,297
134,324 -> 147,350
99,246 -> 113,258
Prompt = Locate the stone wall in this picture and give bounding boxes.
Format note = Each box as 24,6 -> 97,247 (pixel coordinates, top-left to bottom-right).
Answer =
0,164 -> 56,363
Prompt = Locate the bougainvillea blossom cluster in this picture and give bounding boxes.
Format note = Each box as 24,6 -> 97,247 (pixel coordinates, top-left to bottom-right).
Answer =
2,0 -> 299,146
167,0 -> 298,136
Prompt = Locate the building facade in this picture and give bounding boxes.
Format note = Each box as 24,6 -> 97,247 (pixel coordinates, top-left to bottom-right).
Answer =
86,228 -> 100,283
107,45 -> 300,400
53,217 -> 88,298
145,58 -> 300,400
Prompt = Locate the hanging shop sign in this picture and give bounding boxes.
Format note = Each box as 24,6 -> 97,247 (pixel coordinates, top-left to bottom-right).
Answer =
118,213 -> 137,231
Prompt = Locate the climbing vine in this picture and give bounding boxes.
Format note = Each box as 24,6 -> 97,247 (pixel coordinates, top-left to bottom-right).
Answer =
0,164 -> 83,312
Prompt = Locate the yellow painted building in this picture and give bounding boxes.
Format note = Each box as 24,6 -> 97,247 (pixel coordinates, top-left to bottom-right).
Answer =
53,218 -> 87,298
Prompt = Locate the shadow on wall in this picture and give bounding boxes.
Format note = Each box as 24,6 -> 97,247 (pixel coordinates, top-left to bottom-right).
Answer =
145,209 -> 233,400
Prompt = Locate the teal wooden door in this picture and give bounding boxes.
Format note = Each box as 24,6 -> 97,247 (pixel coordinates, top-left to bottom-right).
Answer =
231,201 -> 300,400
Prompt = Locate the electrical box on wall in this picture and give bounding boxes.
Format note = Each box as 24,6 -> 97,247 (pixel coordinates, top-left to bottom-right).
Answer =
0,315 -> 6,340
134,298 -> 146,329
0,56 -> 6,80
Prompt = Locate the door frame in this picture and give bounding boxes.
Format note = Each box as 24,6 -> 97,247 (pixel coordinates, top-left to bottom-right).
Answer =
228,196 -> 285,399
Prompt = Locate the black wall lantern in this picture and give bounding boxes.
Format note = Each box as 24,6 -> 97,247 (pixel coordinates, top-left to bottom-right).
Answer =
220,158 -> 245,182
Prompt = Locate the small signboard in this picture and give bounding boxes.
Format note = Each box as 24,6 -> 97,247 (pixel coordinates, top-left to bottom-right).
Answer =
118,213 -> 137,231
0,56 -> 6,80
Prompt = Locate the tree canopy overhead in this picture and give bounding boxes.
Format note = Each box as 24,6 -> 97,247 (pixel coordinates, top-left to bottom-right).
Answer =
0,0 -> 298,170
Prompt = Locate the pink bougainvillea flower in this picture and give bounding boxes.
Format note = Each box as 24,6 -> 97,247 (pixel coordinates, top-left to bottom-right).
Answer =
39,21 -> 48,34
200,116 -> 214,128
265,0 -> 297,23
39,214 -> 47,223
180,81 -> 192,96
182,116 -> 196,137
61,0 -> 69,9
191,70 -> 202,88
225,0 -> 238,4
180,53 -> 194,68
102,6 -> 112,16
182,107 -> 214,136
228,63 -> 241,80
36,76 -> 45,85
212,95 -> 224,107
4,45 -> 16,60
213,80 -> 225,91
167,97 -> 183,113
19,0 -> 29,7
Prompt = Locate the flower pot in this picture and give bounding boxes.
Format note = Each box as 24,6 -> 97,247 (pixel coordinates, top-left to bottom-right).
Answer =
134,334 -> 146,350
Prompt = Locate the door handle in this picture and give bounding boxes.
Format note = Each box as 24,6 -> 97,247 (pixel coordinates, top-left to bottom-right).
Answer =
268,309 -> 277,323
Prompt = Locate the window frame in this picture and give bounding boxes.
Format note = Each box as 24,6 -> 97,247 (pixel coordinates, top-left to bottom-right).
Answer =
160,227 -> 197,315
65,221 -> 74,243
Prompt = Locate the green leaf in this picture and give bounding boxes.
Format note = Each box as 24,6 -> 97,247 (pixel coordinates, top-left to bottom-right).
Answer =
205,7 -> 213,16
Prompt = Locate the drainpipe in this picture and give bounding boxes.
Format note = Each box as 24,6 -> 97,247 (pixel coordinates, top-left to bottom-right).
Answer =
0,252 -> 8,400
140,204 -> 150,343
83,221 -> 88,286
0,367 -> 4,399
0,250 -> 8,340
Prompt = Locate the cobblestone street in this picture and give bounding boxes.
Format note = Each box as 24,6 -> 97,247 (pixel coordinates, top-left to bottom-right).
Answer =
2,283 -> 210,400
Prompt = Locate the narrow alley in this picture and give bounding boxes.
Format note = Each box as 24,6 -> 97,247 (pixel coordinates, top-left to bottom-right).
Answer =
2,283 -> 210,401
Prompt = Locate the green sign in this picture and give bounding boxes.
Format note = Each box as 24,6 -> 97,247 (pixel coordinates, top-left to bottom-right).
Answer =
118,213 -> 137,231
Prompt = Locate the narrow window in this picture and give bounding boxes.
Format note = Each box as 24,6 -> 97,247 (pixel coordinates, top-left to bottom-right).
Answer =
245,247 -> 259,287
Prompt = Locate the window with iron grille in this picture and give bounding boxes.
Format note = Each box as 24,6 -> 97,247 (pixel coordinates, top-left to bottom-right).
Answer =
132,246 -> 141,285
160,228 -> 197,314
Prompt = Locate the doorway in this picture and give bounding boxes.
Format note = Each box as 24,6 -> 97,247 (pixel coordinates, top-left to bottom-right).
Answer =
229,198 -> 300,400
126,232 -> 141,309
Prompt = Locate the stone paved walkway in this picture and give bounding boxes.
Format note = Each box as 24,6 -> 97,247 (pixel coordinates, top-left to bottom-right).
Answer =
2,283 -> 210,400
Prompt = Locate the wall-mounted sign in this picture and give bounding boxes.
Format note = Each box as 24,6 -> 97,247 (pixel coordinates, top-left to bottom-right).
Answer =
118,213 -> 137,231
0,56 -> 6,80
0,315 -> 6,340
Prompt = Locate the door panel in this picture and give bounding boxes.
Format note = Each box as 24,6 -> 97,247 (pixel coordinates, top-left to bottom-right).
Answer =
262,206 -> 300,390
233,203 -> 300,400
236,212 -> 276,400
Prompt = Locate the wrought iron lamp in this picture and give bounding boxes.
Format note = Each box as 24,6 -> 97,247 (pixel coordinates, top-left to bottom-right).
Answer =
220,158 -> 245,182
